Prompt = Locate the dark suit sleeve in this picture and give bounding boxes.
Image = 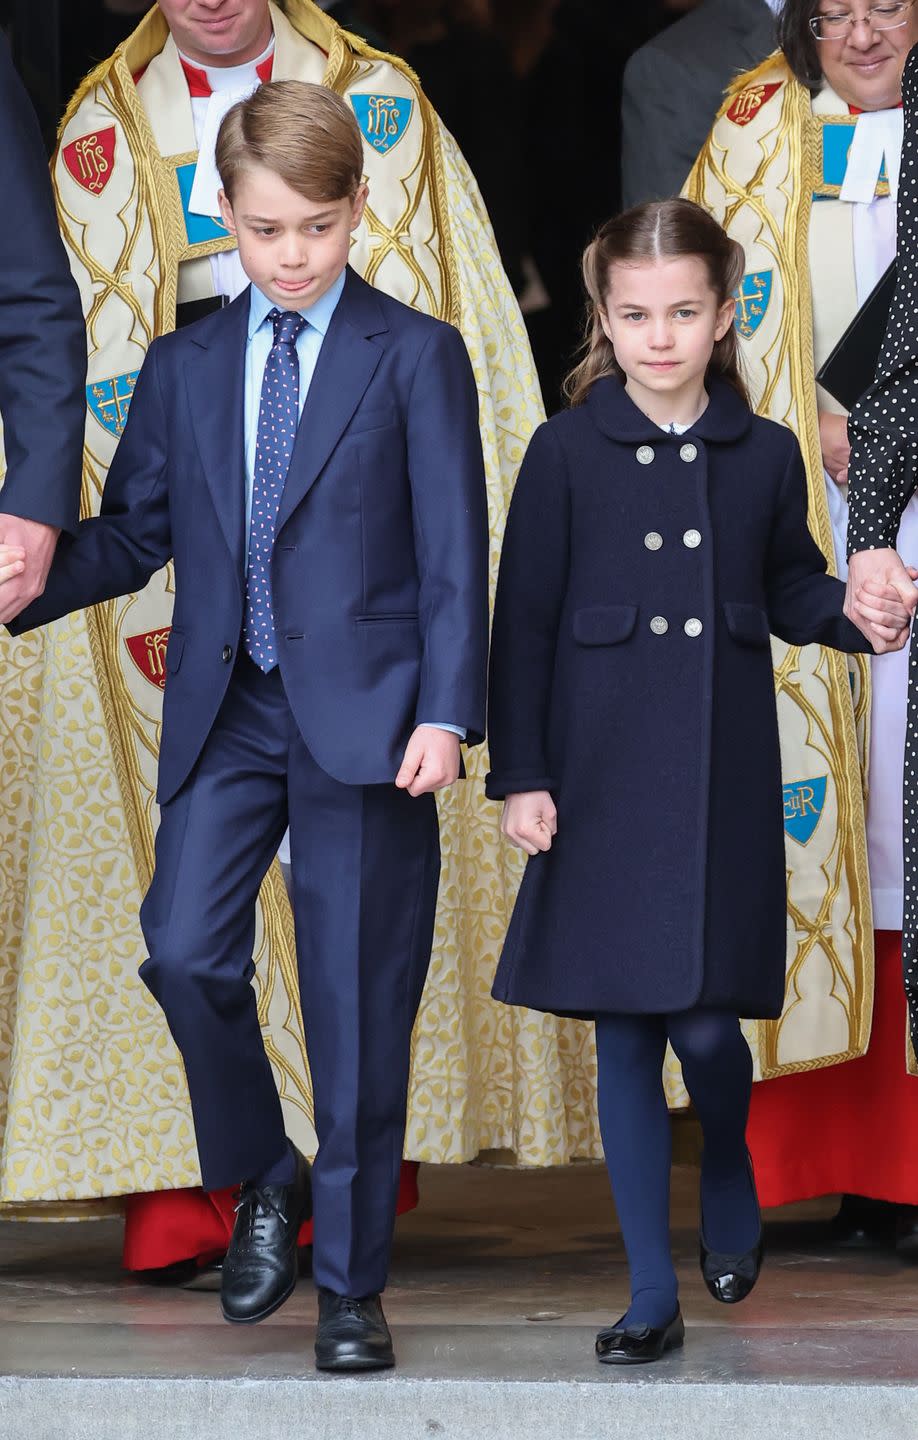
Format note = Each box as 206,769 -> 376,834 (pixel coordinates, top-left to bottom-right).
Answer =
0,35 -> 86,535
766,437 -> 871,653
485,422 -> 570,800
8,341 -> 172,635
621,45 -> 702,209
405,322 -> 489,744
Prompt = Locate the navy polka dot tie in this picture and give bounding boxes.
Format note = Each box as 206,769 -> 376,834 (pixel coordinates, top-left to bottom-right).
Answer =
243,307 -> 308,672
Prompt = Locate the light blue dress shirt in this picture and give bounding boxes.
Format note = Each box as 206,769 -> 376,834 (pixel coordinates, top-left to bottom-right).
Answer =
243,277 -> 463,740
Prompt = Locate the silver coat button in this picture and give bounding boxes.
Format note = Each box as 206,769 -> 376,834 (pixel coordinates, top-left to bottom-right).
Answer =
636,445 -> 655,465
644,531 -> 663,551
650,615 -> 669,635
680,443 -> 698,463
684,617 -> 703,637
683,529 -> 701,549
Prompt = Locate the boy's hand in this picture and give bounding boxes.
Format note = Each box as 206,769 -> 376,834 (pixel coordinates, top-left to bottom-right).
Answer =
396,726 -> 461,796
0,516 -> 60,623
501,790 -> 557,856
0,543 -> 27,591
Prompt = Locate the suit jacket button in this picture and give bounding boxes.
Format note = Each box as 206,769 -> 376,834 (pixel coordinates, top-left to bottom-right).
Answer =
222,645 -> 233,663
680,442 -> 698,463
644,531 -> 663,551
684,618 -> 703,637
650,615 -> 669,635
683,529 -> 702,548
636,445 -> 655,465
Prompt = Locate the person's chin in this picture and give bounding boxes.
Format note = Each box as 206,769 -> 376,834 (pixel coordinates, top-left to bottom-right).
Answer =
844,55 -> 898,96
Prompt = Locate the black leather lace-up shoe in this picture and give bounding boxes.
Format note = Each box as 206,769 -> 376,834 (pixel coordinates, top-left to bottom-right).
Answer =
220,1144 -> 311,1324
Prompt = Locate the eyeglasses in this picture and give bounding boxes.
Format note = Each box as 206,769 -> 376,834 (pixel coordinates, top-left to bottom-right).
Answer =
810,0 -> 914,39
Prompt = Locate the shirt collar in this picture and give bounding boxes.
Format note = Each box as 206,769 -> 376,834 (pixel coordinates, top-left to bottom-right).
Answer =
247,269 -> 347,340
178,39 -> 275,98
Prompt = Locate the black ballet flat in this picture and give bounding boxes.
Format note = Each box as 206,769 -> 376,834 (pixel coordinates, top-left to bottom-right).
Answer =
595,1307 -> 685,1365
699,1150 -> 764,1304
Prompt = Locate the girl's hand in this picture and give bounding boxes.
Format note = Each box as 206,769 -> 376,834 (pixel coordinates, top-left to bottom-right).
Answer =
501,790 -> 557,856
0,544 -> 26,586
819,411 -> 851,485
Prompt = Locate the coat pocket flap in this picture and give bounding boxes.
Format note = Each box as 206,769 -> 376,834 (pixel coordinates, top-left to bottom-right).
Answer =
573,604 -> 639,646
723,602 -> 771,648
347,407 -> 399,436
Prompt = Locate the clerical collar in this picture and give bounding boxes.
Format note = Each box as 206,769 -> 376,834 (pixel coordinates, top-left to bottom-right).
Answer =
178,36 -> 275,98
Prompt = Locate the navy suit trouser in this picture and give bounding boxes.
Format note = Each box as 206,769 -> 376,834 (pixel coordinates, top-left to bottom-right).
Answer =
138,652 -> 440,1297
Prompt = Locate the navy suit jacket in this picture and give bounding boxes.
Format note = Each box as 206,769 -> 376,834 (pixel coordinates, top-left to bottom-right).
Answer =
12,268 -> 490,802
0,34 -> 86,533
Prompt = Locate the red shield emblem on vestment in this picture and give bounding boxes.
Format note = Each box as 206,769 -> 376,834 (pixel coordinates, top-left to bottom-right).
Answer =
62,127 -> 117,196
726,83 -> 782,128
125,627 -> 171,690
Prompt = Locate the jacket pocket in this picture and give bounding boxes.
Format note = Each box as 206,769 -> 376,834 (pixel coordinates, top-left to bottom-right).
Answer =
572,604 -> 639,646
347,408 -> 399,436
354,612 -> 419,626
723,602 -> 771,648
165,628 -> 185,675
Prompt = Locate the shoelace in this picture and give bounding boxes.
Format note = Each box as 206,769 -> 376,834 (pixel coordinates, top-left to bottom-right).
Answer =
233,1184 -> 289,1243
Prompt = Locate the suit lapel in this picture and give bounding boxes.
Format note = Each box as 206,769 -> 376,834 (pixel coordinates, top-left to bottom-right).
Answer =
184,293 -> 249,580
275,271 -> 386,534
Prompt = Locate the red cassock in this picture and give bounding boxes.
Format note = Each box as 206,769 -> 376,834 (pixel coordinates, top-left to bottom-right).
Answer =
747,931 -> 918,1206
123,1164 -> 420,1271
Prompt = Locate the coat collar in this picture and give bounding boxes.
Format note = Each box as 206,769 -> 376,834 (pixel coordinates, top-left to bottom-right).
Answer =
584,375 -> 753,446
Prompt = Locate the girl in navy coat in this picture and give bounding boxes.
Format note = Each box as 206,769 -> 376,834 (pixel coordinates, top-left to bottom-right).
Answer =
486,199 -> 911,1365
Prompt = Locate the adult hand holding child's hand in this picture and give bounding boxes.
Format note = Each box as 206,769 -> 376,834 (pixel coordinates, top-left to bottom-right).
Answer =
501,791 -> 557,856
846,549 -> 918,653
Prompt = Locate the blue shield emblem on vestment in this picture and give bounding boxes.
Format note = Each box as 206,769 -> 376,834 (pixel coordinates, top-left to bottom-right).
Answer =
821,121 -> 888,192
86,371 -> 139,438
733,270 -> 773,340
175,162 -> 231,246
350,95 -> 413,155
783,776 -> 828,846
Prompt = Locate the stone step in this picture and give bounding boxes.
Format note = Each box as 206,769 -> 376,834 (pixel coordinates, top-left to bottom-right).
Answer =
4,1320 -> 918,1440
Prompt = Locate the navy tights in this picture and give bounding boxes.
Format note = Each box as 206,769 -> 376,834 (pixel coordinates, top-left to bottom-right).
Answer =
595,1009 -> 757,1329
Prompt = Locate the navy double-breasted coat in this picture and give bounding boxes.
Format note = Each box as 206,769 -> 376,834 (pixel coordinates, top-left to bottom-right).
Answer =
486,376 -> 870,1020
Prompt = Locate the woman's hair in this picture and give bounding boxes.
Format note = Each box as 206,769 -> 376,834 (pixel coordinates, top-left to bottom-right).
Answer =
563,198 -> 749,409
777,0 -> 825,93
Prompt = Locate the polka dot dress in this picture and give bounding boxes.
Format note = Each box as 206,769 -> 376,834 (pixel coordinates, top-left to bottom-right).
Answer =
242,307 -> 307,672
848,43 -> 918,1050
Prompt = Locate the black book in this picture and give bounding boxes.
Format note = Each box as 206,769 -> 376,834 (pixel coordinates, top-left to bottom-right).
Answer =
816,260 -> 897,412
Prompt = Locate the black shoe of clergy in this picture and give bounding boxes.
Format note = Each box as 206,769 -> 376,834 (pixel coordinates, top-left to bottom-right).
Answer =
220,1144 -> 312,1324
314,1288 -> 395,1371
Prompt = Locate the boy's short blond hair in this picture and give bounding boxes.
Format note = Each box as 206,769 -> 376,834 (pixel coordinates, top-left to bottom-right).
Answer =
216,80 -> 364,204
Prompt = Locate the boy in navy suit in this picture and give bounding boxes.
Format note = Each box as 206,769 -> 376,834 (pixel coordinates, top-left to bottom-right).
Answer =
9,81 -> 489,1371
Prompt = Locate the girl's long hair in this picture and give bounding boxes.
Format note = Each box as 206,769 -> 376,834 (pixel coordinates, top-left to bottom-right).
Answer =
564,198 -> 749,410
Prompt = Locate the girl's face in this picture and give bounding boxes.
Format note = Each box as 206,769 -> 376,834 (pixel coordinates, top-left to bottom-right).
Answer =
599,256 -> 735,415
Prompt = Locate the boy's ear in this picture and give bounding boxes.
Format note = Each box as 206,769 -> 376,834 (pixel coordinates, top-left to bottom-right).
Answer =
715,295 -> 736,343
217,188 -> 237,239
350,182 -> 369,232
